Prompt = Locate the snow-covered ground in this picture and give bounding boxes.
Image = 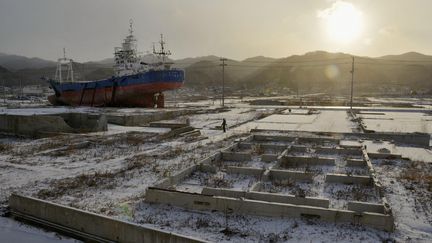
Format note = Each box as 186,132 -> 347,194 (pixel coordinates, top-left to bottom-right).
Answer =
358,111 -> 432,134
363,140 -> 432,163
0,217 -> 79,243
0,102 -> 431,242
251,110 -> 357,133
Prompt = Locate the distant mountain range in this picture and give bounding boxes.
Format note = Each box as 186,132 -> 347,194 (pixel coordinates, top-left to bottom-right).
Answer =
0,51 -> 431,94
0,52 -> 56,70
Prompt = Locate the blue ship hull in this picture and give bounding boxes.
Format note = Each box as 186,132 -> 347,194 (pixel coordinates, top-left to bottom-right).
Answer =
48,69 -> 185,107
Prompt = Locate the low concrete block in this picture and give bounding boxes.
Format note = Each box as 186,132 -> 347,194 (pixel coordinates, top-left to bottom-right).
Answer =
290,145 -> 308,153
261,154 -> 278,162
199,152 -> 222,165
253,134 -> 296,143
149,122 -> 187,129
240,142 -> 286,152
158,126 -> 195,139
106,109 -> 195,126
226,166 -> 264,177
238,143 -> 252,149
367,153 -> 402,159
168,164 -> 198,186
269,169 -> 314,182
198,164 -> 218,173
280,156 -> 335,167
221,143 -> 240,152
346,158 -> 367,167
348,201 -> 385,214
297,137 -> 339,145
354,132 -> 430,147
201,187 -> 248,198
325,173 -> 372,185
314,147 -> 362,156
222,152 -> 252,161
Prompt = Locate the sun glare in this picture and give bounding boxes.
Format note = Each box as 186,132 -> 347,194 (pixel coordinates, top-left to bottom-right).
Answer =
318,1 -> 364,43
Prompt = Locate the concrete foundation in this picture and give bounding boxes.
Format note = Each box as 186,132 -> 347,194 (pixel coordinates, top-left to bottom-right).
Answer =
240,142 -> 287,152
146,188 -> 394,231
347,201 -> 385,214
325,173 -> 372,185
252,129 -> 431,147
269,169 -> 314,182
261,154 -> 278,162
280,156 -> 335,167
346,158 -> 367,167
9,194 -> 205,243
313,147 -> 363,156
222,152 -> 252,161
367,153 -> 402,159
106,109 -> 195,126
149,121 -> 188,129
0,113 -> 107,137
226,166 -> 264,177
201,187 -> 330,208
145,133 -> 396,233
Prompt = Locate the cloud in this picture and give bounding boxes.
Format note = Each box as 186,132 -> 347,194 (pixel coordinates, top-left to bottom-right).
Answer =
317,1 -> 359,19
378,26 -> 399,36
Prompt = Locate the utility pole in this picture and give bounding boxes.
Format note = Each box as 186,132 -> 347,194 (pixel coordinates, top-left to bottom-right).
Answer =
220,58 -> 227,107
3,80 -> 5,104
350,56 -> 355,111
19,79 -> 23,99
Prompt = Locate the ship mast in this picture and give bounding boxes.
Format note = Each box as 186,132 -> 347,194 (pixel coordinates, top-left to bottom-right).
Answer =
55,48 -> 74,83
153,34 -> 172,68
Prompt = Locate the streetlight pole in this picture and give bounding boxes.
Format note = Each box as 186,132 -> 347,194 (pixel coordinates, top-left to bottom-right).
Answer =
350,56 -> 355,111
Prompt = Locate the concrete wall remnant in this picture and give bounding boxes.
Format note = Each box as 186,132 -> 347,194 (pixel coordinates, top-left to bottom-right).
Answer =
201,187 -> 330,208
347,201 -> 385,214
346,158 -> 367,167
261,154 -> 278,162
222,152 -> 252,161
325,173 -> 372,185
226,166 -> 264,177
251,129 -> 431,147
9,194 -> 206,243
313,147 -> 363,156
280,156 -> 335,167
0,113 -> 107,137
145,188 -> 394,231
269,169 -> 314,182
106,109 -> 195,126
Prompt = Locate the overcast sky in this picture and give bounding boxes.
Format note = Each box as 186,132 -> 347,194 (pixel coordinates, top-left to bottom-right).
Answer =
1,0 -> 432,62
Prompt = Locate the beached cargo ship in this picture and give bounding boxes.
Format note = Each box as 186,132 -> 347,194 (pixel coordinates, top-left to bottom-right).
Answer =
48,21 -> 184,108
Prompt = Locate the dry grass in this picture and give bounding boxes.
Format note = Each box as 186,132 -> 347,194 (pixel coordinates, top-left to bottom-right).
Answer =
37,171 -> 117,199
0,143 -> 12,152
159,146 -> 184,159
399,161 -> 432,192
251,144 -> 264,155
205,173 -> 233,188
37,156 -> 152,200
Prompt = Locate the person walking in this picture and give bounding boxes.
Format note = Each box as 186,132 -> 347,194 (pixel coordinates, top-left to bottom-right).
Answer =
222,118 -> 227,133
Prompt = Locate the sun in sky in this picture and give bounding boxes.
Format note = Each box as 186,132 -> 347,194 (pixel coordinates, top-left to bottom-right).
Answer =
318,1 -> 364,43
